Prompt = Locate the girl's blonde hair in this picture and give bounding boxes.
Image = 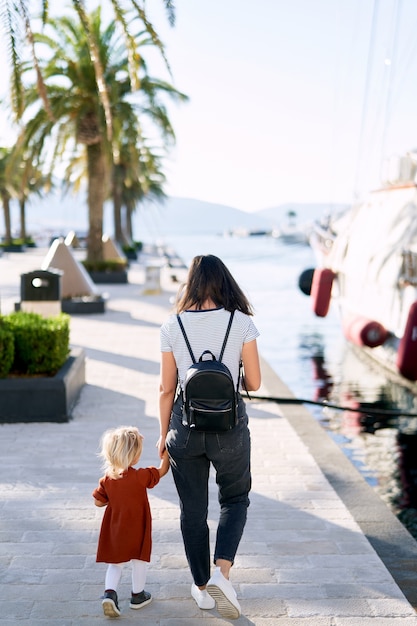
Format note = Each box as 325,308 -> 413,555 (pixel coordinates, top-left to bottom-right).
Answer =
99,426 -> 144,479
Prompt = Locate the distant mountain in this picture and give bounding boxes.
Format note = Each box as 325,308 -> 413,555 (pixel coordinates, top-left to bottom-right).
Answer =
11,191 -> 94,235
135,198 -> 349,239
256,202 -> 349,226
136,197 -> 273,237
3,192 -> 348,241
8,193 -> 273,238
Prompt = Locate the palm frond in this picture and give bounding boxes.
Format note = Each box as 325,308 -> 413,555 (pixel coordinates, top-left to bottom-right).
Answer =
108,0 -> 142,90
17,0 -> 55,121
2,0 -> 24,118
164,0 -> 176,27
129,0 -> 172,76
41,0 -> 49,24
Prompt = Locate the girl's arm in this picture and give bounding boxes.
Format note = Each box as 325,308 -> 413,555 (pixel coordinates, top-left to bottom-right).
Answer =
241,339 -> 261,391
158,449 -> 170,477
94,498 -> 107,508
157,351 -> 177,458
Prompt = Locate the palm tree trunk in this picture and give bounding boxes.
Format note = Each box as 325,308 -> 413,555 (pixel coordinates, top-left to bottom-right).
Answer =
112,172 -> 124,244
19,198 -> 26,241
86,142 -> 107,262
125,206 -> 133,242
2,193 -> 12,244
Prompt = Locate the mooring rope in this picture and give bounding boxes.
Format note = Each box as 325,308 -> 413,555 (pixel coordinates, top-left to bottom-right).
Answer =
248,394 -> 417,418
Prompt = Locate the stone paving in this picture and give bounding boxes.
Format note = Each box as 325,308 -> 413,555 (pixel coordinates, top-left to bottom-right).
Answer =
1,248 -> 417,624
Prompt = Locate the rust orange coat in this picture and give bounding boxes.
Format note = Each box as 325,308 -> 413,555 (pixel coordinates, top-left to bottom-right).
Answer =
93,466 -> 160,563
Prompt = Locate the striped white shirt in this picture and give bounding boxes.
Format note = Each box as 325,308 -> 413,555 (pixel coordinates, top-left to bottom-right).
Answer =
160,307 -> 260,390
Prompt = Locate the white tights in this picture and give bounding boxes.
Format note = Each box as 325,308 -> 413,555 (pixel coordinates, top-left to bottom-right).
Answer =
105,559 -> 148,594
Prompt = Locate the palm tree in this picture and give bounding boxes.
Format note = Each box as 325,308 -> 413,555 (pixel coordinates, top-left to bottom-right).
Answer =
7,141 -> 51,241
0,147 -> 14,244
112,139 -> 167,245
2,0 -> 176,146
124,144 -> 168,243
15,8 -> 186,262
16,164 -> 50,242
108,62 -> 182,245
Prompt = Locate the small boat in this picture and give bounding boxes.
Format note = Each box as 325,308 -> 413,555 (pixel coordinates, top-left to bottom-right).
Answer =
225,227 -> 272,238
299,151 -> 417,388
272,210 -> 310,245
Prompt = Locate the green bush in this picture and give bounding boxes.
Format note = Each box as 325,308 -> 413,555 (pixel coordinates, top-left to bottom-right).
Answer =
0,325 -> 14,378
2,312 -> 70,376
82,259 -> 127,272
0,239 -> 25,249
25,236 -> 36,248
122,244 -> 135,252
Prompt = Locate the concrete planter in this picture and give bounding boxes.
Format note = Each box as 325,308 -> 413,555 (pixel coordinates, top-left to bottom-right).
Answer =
0,348 -> 86,423
2,244 -> 26,253
61,296 -> 106,314
88,270 -> 128,284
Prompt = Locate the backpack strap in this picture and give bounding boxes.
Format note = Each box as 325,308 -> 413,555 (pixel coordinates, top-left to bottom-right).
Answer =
240,360 -> 251,400
176,315 -> 196,363
219,310 -> 234,362
177,311 -> 238,396
176,310 -> 235,364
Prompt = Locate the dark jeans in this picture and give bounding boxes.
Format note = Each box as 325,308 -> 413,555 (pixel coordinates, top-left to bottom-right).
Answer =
166,396 -> 251,587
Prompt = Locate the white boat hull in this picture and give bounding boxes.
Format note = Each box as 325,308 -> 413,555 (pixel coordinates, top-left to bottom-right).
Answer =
305,184 -> 417,386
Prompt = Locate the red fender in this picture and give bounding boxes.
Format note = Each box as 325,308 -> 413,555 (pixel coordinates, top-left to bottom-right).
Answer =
310,268 -> 335,317
343,316 -> 388,348
397,302 -> 417,380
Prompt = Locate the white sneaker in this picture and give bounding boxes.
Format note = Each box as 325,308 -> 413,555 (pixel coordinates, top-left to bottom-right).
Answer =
191,583 -> 216,610
206,567 -> 241,619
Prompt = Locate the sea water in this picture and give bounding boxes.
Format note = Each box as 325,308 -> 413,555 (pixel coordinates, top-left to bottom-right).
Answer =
158,232 -> 417,534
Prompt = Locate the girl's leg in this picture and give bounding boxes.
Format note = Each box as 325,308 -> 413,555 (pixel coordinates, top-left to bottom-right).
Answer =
105,563 -> 124,591
102,563 -> 124,618
130,560 -> 152,610
131,559 -> 148,593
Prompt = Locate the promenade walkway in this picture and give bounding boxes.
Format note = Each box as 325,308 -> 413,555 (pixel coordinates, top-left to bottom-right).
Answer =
1,247 -> 417,625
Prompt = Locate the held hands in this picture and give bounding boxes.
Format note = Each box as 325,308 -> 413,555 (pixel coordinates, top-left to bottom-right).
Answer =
156,435 -> 166,459
159,449 -> 170,477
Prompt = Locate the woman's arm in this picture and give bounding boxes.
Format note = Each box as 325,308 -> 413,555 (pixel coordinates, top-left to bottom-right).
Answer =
157,351 -> 177,457
94,498 -> 107,508
241,339 -> 261,391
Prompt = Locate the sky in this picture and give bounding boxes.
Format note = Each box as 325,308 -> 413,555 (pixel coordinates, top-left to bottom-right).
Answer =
2,0 -> 417,213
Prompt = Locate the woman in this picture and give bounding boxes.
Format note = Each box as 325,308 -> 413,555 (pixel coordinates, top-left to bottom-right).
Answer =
157,254 -> 261,619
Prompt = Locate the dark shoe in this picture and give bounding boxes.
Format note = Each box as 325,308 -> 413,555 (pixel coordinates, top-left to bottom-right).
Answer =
102,589 -> 121,618
130,590 -> 152,610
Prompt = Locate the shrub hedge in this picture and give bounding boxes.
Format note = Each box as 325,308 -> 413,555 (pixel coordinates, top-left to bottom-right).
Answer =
82,259 -> 127,272
0,326 -> 14,378
0,312 -> 70,378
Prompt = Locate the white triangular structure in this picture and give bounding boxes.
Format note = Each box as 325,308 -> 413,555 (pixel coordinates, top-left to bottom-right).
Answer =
102,234 -> 127,261
41,238 -> 99,298
64,230 -> 82,248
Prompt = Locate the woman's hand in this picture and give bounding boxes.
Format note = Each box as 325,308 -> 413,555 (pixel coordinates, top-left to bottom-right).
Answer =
156,435 -> 166,458
241,339 -> 261,391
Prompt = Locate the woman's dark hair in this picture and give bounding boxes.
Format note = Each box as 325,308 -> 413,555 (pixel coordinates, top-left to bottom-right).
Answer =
176,254 -> 254,315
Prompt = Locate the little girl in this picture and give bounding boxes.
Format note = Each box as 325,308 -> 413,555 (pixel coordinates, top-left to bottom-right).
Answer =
93,425 -> 170,618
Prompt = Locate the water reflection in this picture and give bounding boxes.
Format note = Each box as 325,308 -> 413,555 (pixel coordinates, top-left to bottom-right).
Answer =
311,353 -> 333,401
300,334 -> 417,539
